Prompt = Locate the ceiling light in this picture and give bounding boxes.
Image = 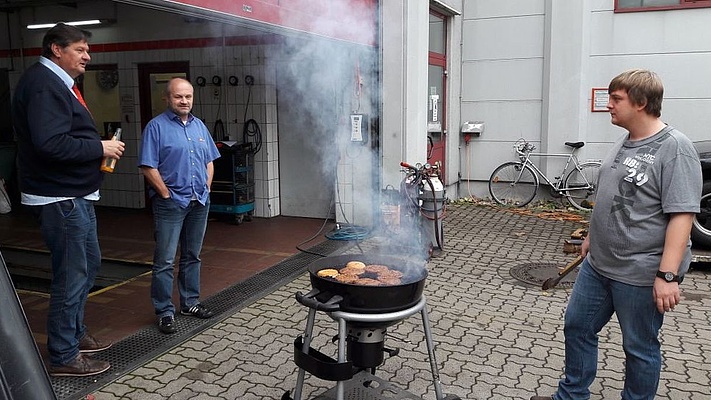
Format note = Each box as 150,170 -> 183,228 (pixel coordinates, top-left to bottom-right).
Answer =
27,20 -> 103,30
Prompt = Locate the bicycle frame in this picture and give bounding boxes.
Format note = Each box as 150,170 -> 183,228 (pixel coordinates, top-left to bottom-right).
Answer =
518,151 -> 588,193
489,139 -> 600,210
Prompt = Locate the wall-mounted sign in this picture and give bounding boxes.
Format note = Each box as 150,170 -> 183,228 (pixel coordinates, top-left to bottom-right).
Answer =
591,88 -> 609,112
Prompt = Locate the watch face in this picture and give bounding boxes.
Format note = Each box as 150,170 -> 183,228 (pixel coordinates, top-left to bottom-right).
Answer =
665,272 -> 675,282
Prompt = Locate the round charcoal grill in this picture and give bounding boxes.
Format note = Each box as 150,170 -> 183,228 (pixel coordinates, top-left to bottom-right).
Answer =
301,254 -> 427,314
284,254 -> 460,400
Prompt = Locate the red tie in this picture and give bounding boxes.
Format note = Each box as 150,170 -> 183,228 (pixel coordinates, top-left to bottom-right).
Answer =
72,84 -> 89,110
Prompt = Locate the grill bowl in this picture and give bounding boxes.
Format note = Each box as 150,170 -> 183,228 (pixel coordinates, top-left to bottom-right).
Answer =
307,254 -> 427,313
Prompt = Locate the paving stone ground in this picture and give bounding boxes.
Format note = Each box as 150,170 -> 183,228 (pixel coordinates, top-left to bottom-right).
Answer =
91,203 -> 711,400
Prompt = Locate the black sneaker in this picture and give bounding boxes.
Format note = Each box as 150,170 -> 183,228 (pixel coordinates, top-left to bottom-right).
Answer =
180,303 -> 214,319
158,315 -> 176,334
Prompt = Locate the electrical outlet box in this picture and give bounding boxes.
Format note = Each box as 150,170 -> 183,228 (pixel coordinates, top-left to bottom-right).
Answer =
461,121 -> 484,136
350,114 -> 367,142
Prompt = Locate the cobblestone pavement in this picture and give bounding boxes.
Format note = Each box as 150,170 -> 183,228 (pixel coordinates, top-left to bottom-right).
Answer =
91,203 -> 711,400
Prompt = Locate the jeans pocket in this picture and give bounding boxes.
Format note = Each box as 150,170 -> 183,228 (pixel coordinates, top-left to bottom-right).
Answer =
57,199 -> 75,217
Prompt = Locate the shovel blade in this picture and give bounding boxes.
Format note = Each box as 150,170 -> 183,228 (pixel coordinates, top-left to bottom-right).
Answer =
541,255 -> 584,290
541,277 -> 559,290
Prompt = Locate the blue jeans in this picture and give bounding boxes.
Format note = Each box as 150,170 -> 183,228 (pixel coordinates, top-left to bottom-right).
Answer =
36,198 -> 101,366
554,259 -> 664,400
150,197 -> 209,318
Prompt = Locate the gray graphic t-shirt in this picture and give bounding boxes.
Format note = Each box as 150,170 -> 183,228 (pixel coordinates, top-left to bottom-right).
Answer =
588,126 -> 701,286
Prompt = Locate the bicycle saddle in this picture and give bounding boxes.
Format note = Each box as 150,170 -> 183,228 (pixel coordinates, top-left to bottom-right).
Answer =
565,141 -> 585,148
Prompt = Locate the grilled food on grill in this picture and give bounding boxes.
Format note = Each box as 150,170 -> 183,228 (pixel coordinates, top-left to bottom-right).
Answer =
334,274 -> 359,283
378,276 -> 402,285
354,278 -> 381,286
316,268 -> 339,278
317,262 -> 407,286
364,264 -> 389,274
339,266 -> 366,276
377,269 -> 403,279
345,261 -> 366,270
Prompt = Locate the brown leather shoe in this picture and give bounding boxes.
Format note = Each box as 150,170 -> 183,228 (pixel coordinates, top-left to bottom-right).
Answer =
530,396 -> 553,400
79,333 -> 112,353
48,354 -> 110,377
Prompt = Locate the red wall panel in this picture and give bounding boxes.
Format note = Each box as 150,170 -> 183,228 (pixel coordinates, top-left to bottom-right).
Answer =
163,0 -> 377,45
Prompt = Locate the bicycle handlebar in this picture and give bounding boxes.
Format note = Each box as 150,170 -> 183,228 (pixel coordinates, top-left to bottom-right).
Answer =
514,139 -> 535,155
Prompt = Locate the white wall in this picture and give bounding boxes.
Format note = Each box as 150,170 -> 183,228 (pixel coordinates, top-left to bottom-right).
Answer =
585,2 -> 711,143
455,0 -> 711,200
381,0 -> 430,189
458,0 -> 546,195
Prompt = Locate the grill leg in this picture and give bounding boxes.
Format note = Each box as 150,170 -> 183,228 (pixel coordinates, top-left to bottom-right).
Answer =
421,305 -> 446,400
293,308 -> 318,400
335,317 -> 347,400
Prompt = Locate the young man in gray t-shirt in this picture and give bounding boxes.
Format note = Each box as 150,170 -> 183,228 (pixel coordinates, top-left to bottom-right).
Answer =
531,70 -> 702,400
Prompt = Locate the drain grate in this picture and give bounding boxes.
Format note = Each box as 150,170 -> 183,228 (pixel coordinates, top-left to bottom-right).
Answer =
51,239 -> 349,400
509,261 -> 578,289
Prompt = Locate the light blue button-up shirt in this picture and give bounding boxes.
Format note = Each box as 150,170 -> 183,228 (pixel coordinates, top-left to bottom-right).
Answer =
138,110 -> 220,208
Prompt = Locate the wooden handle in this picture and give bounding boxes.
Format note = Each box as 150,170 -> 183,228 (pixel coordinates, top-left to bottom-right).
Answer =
558,255 -> 585,277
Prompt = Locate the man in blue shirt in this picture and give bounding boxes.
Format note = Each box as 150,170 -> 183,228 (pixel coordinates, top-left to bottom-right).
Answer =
13,23 -> 124,377
139,77 -> 220,334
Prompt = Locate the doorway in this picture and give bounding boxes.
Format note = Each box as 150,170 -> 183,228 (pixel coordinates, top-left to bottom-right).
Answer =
427,10 -> 447,182
137,61 -> 190,131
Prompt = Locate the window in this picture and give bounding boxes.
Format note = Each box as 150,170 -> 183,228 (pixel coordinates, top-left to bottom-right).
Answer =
429,12 -> 446,54
616,0 -> 711,12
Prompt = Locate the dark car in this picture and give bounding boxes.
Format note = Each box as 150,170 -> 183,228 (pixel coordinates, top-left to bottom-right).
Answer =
692,140 -> 711,249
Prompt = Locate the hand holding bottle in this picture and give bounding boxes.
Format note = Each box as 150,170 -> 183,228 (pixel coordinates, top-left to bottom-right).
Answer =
101,128 -> 125,173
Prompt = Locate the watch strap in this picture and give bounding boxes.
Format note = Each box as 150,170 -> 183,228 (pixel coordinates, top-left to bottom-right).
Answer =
656,270 -> 680,283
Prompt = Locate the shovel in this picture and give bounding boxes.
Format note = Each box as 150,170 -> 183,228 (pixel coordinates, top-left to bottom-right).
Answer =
541,255 -> 584,290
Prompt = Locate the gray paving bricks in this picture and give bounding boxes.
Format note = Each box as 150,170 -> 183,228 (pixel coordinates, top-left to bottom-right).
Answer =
91,203 -> 711,400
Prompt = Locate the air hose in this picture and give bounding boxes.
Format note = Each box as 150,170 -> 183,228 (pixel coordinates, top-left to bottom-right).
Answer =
325,224 -> 370,241
423,174 -> 444,249
243,118 -> 262,154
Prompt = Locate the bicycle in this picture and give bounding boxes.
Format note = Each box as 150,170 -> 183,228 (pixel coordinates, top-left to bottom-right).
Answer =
488,138 -> 601,211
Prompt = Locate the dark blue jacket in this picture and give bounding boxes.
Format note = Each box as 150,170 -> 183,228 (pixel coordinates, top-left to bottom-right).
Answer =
12,62 -> 104,197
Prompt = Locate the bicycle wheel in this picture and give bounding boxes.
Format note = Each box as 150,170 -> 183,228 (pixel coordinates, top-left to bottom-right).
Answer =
488,162 -> 538,207
564,161 -> 601,211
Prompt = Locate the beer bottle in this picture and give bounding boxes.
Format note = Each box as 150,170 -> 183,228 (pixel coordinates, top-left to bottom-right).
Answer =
100,128 -> 122,173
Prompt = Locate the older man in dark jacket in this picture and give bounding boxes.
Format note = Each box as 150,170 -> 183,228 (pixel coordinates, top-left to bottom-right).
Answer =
12,22 -> 124,377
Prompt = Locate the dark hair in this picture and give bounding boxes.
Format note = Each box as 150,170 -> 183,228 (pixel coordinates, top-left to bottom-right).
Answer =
608,69 -> 664,118
41,23 -> 92,58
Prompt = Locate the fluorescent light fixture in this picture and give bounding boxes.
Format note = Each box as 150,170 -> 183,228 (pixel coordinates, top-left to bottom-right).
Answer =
27,20 -> 103,30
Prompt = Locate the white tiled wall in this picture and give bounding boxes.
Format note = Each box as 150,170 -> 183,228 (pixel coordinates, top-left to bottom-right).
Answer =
2,41 -> 305,219
86,43 -> 281,216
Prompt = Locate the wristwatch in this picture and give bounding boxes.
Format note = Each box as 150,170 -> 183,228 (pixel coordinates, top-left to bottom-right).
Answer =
656,270 -> 680,283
